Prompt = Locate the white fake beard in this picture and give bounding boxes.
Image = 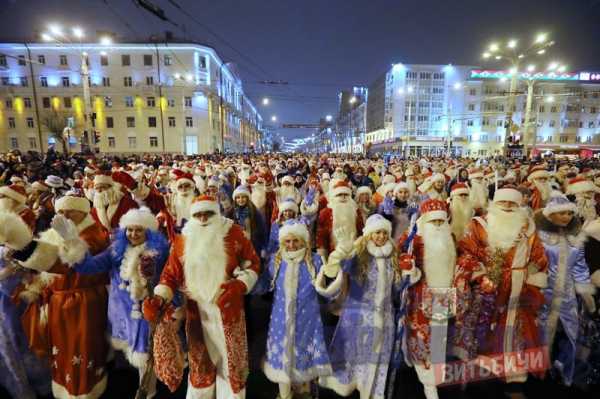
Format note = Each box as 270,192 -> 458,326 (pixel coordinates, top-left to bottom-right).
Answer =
421,222 -> 456,288
469,180 -> 488,209
279,186 -> 298,202
173,191 -> 194,224
182,217 -> 228,303
331,198 -> 358,244
576,195 -> 597,222
486,203 -> 527,252
93,186 -> 122,209
407,178 -> 417,196
533,180 -> 552,202
0,198 -> 16,213
238,169 -> 250,186
321,181 -> 330,194
449,197 -> 474,240
251,183 -> 267,209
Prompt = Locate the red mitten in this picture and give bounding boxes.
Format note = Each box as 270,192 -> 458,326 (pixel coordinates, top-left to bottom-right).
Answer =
216,279 -> 246,323
399,254 -> 415,271
142,296 -> 164,323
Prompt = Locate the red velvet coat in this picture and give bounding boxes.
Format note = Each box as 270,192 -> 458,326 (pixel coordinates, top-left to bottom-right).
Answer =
91,194 -> 139,230
315,207 -> 364,254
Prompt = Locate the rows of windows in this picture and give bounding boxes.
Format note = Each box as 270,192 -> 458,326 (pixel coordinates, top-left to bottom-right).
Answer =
7,135 -> 161,150
3,115 -> 196,130
1,95 -> 195,109
0,53 -> 207,69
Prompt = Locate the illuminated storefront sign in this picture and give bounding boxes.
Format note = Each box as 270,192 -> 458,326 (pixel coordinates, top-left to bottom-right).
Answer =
470,69 -> 579,81
579,72 -> 600,82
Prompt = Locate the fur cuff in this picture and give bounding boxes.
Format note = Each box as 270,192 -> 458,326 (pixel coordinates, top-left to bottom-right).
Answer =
154,284 -> 174,302
526,272 -> 548,288
300,199 -> 319,216
233,266 -> 258,292
591,270 -> 600,288
314,268 -> 344,298
402,266 -> 422,286
575,282 -> 597,296
58,239 -> 88,266
19,241 -> 59,272
18,289 -> 40,304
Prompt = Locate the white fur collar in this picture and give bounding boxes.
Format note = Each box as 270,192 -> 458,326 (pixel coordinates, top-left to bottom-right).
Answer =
282,248 -> 306,264
119,244 -> 149,307
77,215 -> 96,233
367,240 -> 393,258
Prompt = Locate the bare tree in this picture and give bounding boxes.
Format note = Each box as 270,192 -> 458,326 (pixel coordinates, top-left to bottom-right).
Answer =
40,110 -> 76,154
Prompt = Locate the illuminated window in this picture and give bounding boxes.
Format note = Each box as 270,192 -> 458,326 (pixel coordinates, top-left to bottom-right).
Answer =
149,136 -> 158,147
10,137 -> 18,149
147,97 -> 156,107
26,117 -> 34,128
103,96 -> 112,107
124,96 -> 134,107
20,77 -> 28,87
164,55 -> 172,66
469,89 -> 477,96
419,72 -> 431,79
122,54 -> 131,66
18,55 -> 26,66
143,55 -> 153,66
539,105 -> 545,113
185,117 -> 193,127
128,136 -> 136,148
64,97 -> 72,108
62,77 -> 70,87
42,97 -> 51,108
482,117 -> 490,126
168,117 -> 176,127
37,55 -> 45,64
101,55 -> 108,66
126,117 -> 135,128
184,96 -> 192,107
5,99 -> 12,109
560,135 -> 568,143
8,117 -> 16,128
406,71 -> 417,79
108,137 -> 115,147
0,55 -> 6,67
587,136 -> 593,143
468,104 -> 475,111
167,98 -> 175,107
102,77 -> 110,87
28,137 -> 37,149
40,76 -> 48,87
123,76 -> 132,87
146,76 -> 154,86
59,55 -> 68,65
24,97 -> 32,108
106,117 -> 114,128
148,116 -> 157,127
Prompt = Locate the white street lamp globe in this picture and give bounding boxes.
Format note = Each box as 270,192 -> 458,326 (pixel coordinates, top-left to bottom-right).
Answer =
72,27 -> 84,39
99,36 -> 112,45
262,98 -> 270,106
271,116 -> 277,122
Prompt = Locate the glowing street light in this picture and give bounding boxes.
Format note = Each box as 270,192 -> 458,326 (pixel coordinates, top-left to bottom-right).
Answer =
349,96 -> 357,104
453,82 -> 462,90
99,36 -> 112,46
325,115 -> 333,122
547,62 -> 559,71
41,33 -> 53,41
489,43 -> 499,52
185,73 -> 194,82
535,33 -> 548,44
507,39 -> 517,49
262,97 -> 270,106
271,115 -> 277,122
398,88 -> 405,95
407,86 -> 414,93
174,73 -> 181,80
527,64 -> 536,72
482,52 -> 491,59
72,27 -> 84,39
49,24 -> 62,36
545,95 -> 555,103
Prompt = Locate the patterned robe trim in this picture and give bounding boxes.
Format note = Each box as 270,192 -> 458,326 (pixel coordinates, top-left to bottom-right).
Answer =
51,375 -> 107,399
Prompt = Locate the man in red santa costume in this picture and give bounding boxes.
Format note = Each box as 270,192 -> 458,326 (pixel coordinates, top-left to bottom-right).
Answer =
468,169 -> 488,213
91,172 -> 139,231
143,195 -> 260,398
0,184 -> 36,230
160,170 -> 197,231
316,181 -> 364,261
457,186 -> 548,395
447,183 -> 474,241
527,164 -> 552,211
565,176 -> 599,223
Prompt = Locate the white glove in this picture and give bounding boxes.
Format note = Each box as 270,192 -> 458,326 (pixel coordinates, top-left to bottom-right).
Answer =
333,226 -> 354,256
51,215 -> 79,243
582,293 -> 596,314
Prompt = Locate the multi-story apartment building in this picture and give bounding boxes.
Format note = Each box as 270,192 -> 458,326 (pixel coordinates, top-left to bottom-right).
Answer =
0,39 -> 263,154
364,64 -> 600,157
334,86 -> 367,153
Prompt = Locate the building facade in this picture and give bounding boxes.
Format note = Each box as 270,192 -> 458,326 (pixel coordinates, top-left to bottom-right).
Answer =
0,41 -> 263,154
333,86 -> 368,153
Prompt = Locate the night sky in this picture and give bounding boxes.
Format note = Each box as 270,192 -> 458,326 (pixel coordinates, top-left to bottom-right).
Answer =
1,0 -> 600,144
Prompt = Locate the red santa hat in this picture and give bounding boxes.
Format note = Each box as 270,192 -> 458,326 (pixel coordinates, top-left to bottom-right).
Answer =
527,164 -> 549,182
418,199 -> 448,224
356,186 -> 372,196
10,175 -> 25,185
450,182 -> 469,198
332,181 -> 352,197
363,214 -> 392,237
55,193 -> 91,214
566,176 -> 598,195
173,170 -> 195,189
233,185 -> 251,198
190,195 -> 220,215
278,198 -> 299,216
119,207 -> 158,231
493,185 -> 523,204
0,184 -> 27,204
468,169 -> 484,180
278,220 -> 309,244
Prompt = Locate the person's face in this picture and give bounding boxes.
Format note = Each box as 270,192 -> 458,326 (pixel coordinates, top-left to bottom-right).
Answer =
193,211 -> 216,225
282,235 -> 305,252
282,181 -> 293,188
433,180 -> 444,191
456,193 -> 470,202
460,170 -> 468,180
396,188 -> 409,202
358,193 -> 370,204
582,190 -> 595,200
235,195 -> 248,207
428,219 -> 445,227
177,182 -> 194,196
206,186 -> 218,196
534,177 -> 548,184
57,209 -> 87,225
496,200 -> 520,211
336,193 -> 350,203
371,230 -> 389,247
521,194 -> 530,206
95,183 -> 112,193
126,226 -> 146,246
548,210 -> 574,227
282,209 -> 296,221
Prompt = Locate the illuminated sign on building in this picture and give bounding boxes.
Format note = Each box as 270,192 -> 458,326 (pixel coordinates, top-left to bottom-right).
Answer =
579,72 -> 600,82
470,69 -> 579,81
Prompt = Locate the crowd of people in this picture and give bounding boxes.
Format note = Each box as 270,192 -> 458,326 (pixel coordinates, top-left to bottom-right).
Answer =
1,147 -> 600,399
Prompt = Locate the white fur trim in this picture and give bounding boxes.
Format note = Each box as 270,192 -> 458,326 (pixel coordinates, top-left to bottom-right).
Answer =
356,186 -> 372,196
525,272 -> 548,288
418,210 -> 447,224
233,267 -> 258,292
450,188 -> 469,197
119,208 -> 158,231
55,196 -> 91,214
59,239 -> 89,266
0,186 -> 26,204
19,241 -> 59,272
190,199 -> 220,215
401,266 -> 422,286
575,282 -> 596,295
51,375 -> 107,399
314,267 -> 344,298
0,211 -> 33,250
332,186 -> 352,197
363,216 -> 392,237
278,223 -> 310,244
567,180 -> 597,195
263,359 -> 332,385
279,200 -> 299,215
542,202 -> 577,218
469,172 -> 484,179
300,199 -> 319,216
493,187 -> 523,204
93,174 -> 113,187
527,169 -> 550,182
110,337 -> 148,369
153,284 -> 174,301
591,270 -> 600,288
